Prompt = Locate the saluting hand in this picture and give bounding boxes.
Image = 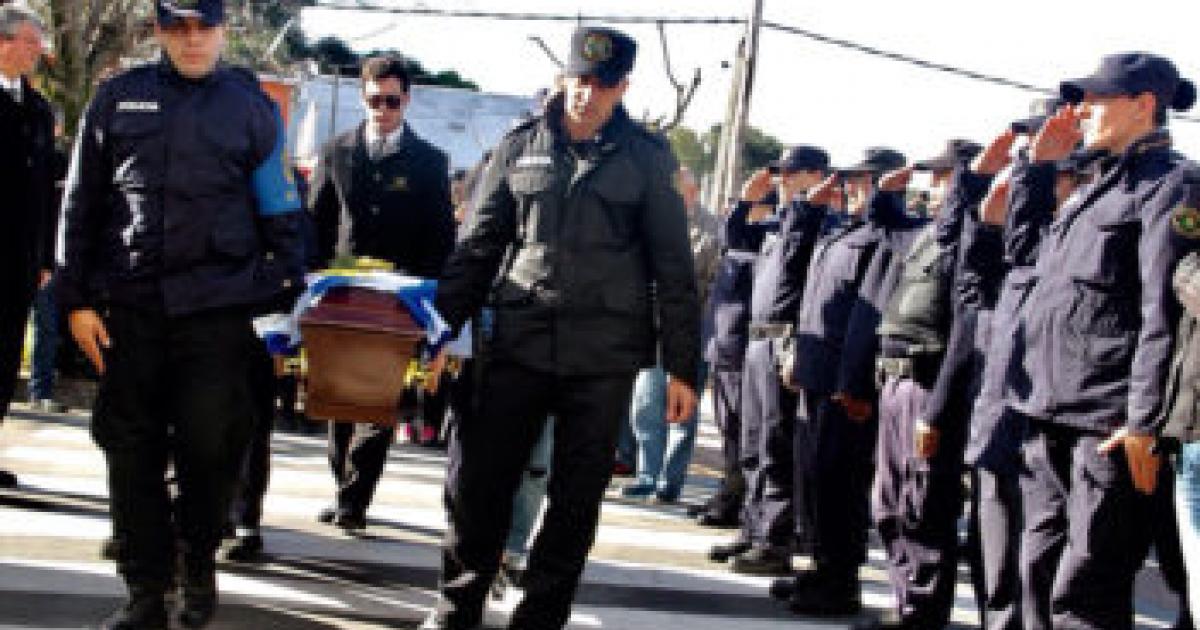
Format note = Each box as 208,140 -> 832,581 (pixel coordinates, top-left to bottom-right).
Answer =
666,377 -> 698,424
1098,428 -> 1161,495
69,309 -> 111,376
806,173 -> 843,208
972,129 -> 1017,176
877,166 -> 914,193
740,168 -> 774,204
1030,105 -> 1083,164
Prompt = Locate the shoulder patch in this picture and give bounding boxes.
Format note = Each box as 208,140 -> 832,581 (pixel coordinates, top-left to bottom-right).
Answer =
1172,205 -> 1200,239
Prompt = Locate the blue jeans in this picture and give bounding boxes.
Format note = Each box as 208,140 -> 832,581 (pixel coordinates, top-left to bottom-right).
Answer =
29,277 -> 59,401
505,417 -> 555,562
1176,441 -> 1200,617
629,363 -> 707,499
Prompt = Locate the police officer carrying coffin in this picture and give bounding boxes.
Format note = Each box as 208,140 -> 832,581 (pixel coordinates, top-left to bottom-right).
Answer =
57,1 -> 305,627
707,146 -> 831,576
308,55 -> 456,531
1006,53 -> 1198,629
422,27 -> 700,630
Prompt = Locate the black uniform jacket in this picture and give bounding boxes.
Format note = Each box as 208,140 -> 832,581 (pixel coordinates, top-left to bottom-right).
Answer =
1008,131 -> 1200,436
309,123 -> 455,277
435,97 -> 701,388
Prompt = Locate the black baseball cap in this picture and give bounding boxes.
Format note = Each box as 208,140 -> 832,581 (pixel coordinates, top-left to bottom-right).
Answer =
1010,97 -> 1063,135
767,145 -> 830,174
1060,52 -> 1196,112
564,27 -> 637,88
157,0 -> 224,27
840,147 -> 907,175
914,139 -> 983,172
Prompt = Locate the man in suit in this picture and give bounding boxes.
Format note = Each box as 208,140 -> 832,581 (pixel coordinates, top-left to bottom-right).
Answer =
308,55 -> 456,531
0,4 -> 54,489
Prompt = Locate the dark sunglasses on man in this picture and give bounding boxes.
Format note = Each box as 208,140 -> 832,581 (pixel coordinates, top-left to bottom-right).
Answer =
366,94 -> 405,110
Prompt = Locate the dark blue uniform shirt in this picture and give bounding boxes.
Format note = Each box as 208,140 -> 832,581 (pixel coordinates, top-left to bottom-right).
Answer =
1008,131 -> 1200,436
748,199 -> 828,324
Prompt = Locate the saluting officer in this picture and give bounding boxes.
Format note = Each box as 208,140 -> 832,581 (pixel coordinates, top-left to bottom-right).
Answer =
1007,53 -> 1198,629
308,55 -> 456,531
707,146 -> 831,577
423,27 -> 700,630
778,160 -> 885,613
692,177 -> 777,528
57,1 -> 305,628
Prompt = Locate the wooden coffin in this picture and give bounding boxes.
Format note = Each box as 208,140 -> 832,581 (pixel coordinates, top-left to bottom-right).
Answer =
299,286 -> 424,425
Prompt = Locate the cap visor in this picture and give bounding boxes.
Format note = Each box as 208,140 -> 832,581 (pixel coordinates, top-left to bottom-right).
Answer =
1059,77 -> 1124,104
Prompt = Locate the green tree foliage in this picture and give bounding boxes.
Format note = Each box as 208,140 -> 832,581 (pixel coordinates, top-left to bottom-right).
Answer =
667,124 -> 785,179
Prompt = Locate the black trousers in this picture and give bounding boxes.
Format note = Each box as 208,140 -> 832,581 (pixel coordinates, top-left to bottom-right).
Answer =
437,360 -> 635,630
0,271 -> 36,419
328,420 -> 394,515
1019,420 -> 1154,630
92,305 -> 255,590
967,466 -> 1023,630
709,367 -> 746,516
799,393 -> 875,575
229,341 -> 276,530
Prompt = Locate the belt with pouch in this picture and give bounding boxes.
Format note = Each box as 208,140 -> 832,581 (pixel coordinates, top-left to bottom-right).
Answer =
874,351 -> 941,389
749,322 -> 792,340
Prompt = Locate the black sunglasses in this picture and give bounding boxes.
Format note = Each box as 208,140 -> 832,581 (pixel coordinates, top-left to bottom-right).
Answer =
367,94 -> 406,110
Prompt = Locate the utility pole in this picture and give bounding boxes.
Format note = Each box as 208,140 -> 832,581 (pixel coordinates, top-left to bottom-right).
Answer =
709,0 -> 764,210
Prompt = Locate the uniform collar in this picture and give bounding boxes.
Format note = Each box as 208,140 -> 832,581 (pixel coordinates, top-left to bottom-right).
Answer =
0,73 -> 22,102
546,94 -> 633,155
157,56 -> 221,86
364,123 -> 407,151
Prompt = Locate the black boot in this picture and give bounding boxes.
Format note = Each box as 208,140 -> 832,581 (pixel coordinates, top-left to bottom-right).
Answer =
708,540 -> 752,563
788,571 -> 862,616
729,544 -> 791,575
769,569 -> 820,601
99,587 -> 168,630
176,559 -> 217,628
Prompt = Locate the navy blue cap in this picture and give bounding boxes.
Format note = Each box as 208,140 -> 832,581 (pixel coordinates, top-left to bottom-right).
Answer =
768,145 -> 830,174
565,27 -> 637,87
157,0 -> 224,27
840,147 -> 907,175
914,139 -> 983,172
1060,52 -> 1196,112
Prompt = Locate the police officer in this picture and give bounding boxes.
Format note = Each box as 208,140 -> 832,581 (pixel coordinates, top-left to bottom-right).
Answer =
422,27 -> 699,630
779,158 -> 888,613
706,146 -> 831,576
692,179 -> 776,527
1007,53 -> 1198,629
57,1 -> 305,627
308,55 -> 456,531
960,109 -> 1076,630
0,4 -> 53,489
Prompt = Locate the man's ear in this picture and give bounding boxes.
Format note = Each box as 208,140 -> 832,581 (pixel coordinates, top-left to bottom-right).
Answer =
1136,92 -> 1159,123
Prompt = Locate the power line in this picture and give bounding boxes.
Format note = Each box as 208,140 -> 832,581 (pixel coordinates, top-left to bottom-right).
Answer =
312,2 -> 745,25
310,2 -> 1200,124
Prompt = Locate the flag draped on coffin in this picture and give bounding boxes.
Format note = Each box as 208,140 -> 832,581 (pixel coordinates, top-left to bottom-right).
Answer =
254,271 -> 459,356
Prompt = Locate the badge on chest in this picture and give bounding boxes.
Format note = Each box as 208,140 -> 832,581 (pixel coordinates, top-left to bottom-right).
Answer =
387,175 -> 408,192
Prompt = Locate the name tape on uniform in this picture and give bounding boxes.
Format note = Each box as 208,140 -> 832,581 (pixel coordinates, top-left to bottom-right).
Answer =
116,101 -> 160,113
515,155 -> 553,169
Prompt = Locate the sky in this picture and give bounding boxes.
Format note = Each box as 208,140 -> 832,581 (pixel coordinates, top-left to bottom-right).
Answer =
300,0 -> 1200,166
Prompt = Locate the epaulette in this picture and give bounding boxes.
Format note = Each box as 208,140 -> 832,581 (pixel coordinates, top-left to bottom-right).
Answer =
224,64 -> 263,90
631,121 -> 671,150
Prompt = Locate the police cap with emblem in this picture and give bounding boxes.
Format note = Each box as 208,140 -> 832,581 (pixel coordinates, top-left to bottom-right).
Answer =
565,27 -> 637,88
157,0 -> 225,27
768,145 -> 830,174
1060,52 -> 1197,113
914,139 -> 983,172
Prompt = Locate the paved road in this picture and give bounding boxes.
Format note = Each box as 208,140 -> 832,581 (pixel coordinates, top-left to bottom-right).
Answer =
0,402 -> 1183,629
